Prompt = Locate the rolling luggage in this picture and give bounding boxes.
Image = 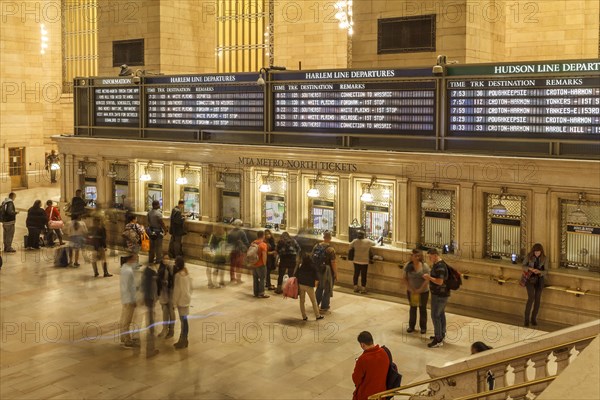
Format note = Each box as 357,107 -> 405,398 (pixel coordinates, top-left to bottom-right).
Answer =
54,247 -> 69,267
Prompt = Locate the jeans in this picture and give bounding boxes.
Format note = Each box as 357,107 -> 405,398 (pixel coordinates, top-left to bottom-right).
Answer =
524,278 -> 544,323
252,265 -> 267,296
353,263 -> 368,286
266,255 -> 276,288
430,294 -> 448,340
160,302 -> 175,335
407,291 -> 429,331
148,236 -> 163,264
316,279 -> 331,310
3,223 -> 15,251
180,315 -> 189,339
168,235 -> 183,258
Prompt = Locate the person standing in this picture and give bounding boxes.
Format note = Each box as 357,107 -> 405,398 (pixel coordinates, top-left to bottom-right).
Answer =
44,200 -> 65,247
25,200 -> 47,250
147,200 -> 166,264
313,231 -> 337,312
352,331 -> 390,400
251,230 -> 270,299
65,216 -> 88,267
123,214 -> 145,255
275,232 -> 301,294
70,189 -> 87,220
207,225 -> 227,289
423,248 -> 449,348
168,200 -> 186,258
296,253 -> 323,321
403,249 -> 430,334
523,243 -> 547,327
89,217 -> 112,277
45,150 -> 60,183
1,193 -> 18,252
119,253 -> 140,348
227,219 -> 249,284
264,229 -> 277,290
173,256 -> 192,349
141,262 -> 159,358
349,230 -> 376,294
157,255 -> 175,339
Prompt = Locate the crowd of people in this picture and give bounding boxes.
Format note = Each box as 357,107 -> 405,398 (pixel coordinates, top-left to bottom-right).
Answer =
0,190 -> 545,395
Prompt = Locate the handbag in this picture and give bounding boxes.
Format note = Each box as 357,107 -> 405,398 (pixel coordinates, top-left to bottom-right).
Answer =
48,207 -> 64,230
140,231 -> 150,252
519,271 -> 532,287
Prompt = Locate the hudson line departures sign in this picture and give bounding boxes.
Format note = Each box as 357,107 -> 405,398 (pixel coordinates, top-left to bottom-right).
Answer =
270,68 -> 437,135
446,60 -> 600,137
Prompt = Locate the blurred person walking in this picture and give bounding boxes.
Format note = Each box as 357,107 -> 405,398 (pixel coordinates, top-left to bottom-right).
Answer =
157,255 -> 175,339
120,253 -> 140,348
227,219 -> 249,284
173,256 -> 193,349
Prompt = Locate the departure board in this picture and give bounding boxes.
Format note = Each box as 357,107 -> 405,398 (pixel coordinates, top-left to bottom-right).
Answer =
145,74 -> 264,131
271,69 -> 436,135
93,78 -> 140,127
446,61 -> 600,137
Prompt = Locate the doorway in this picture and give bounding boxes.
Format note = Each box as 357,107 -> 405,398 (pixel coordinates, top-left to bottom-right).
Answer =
8,147 -> 26,189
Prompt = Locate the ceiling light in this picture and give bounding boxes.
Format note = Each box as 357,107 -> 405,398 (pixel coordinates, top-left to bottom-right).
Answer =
140,161 -> 153,181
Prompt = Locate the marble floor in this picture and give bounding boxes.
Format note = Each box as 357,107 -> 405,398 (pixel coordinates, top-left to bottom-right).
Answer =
1,185 -> 548,400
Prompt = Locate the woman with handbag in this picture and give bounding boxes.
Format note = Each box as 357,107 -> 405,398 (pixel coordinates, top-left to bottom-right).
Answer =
403,249 -> 430,334
275,232 -> 301,294
522,243 -> 547,327
45,200 -> 65,247
349,230 -> 376,294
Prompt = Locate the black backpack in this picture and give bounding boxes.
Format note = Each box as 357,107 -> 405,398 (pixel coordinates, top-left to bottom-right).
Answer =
311,243 -> 330,275
382,345 -> 402,390
0,201 -> 7,222
446,264 -> 462,291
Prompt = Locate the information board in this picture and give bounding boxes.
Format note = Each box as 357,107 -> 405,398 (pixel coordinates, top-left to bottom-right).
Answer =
94,80 -> 140,127
271,69 -> 436,135
145,74 -> 264,131
446,61 -> 600,137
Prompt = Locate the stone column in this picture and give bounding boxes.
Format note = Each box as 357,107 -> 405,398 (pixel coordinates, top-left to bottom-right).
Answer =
337,174 -> 350,241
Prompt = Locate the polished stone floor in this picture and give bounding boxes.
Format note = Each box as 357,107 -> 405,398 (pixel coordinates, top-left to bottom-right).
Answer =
1,185 -> 547,400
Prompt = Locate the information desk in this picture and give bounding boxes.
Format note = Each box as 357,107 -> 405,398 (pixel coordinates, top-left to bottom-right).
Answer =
271,69 -> 437,135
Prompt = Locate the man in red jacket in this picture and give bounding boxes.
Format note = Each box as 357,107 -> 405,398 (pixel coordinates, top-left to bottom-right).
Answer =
352,331 -> 390,400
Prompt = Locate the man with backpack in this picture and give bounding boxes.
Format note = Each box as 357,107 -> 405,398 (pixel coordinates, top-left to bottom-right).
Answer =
352,331 -> 390,400
312,231 -> 337,312
423,248 -> 450,348
1,192 -> 18,253
249,230 -> 269,298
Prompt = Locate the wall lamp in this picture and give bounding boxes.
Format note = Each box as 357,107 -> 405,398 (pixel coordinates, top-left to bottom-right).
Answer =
106,163 -> 118,178
307,172 -> 322,198
76,157 -> 88,175
360,177 -> 376,203
257,66 -> 287,86
568,192 -> 588,224
176,163 -> 190,185
140,161 -> 153,182
259,169 -> 273,193
216,169 -> 227,189
490,187 -> 509,215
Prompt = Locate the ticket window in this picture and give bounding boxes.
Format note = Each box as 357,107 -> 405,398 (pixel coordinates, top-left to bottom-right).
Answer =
111,164 -> 130,209
261,174 -> 287,230
83,179 -> 97,208
360,183 -> 393,243
307,177 -> 337,235
182,187 -> 200,216
146,183 -> 163,211
219,173 -> 241,223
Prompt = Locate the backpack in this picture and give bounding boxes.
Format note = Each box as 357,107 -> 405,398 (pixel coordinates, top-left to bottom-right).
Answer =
246,241 -> 260,266
382,345 -> 402,390
311,243 -> 330,275
445,264 -> 462,291
0,202 -> 5,222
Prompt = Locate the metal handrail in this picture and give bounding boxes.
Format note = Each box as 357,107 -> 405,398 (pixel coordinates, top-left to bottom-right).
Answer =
368,334 -> 597,399
453,375 -> 557,400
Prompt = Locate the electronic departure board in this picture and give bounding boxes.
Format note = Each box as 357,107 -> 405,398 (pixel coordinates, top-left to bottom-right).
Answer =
271,69 -> 437,135
93,78 -> 140,127
447,61 -> 600,137
144,74 -> 264,131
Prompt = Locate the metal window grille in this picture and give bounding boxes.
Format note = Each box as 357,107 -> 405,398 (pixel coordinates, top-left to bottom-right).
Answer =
560,199 -> 600,272
486,193 -> 527,258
